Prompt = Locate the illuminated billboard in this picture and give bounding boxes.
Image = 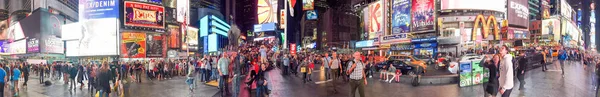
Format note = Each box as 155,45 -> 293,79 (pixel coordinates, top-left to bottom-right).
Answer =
258,0 -> 278,24
121,32 -> 147,58
411,0 -> 435,32
306,10 -> 317,20
124,1 -> 165,29
303,0 -> 314,10
441,0 -> 506,12
363,1 -> 387,39
392,0 -> 411,34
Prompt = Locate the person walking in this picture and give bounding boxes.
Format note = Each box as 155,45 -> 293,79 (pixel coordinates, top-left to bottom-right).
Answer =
347,52 -> 367,97
542,48 -> 549,71
282,55 -> 290,75
323,53 -> 331,80
0,64 -> 7,97
11,65 -> 20,96
329,52 -> 342,93
77,64 -> 85,90
21,63 -> 30,88
558,48 -> 568,77
39,64 -> 45,84
218,53 -> 231,97
97,62 -> 112,97
499,46 -> 514,97
483,54 -> 500,97
88,63 -> 98,97
516,51 -> 527,90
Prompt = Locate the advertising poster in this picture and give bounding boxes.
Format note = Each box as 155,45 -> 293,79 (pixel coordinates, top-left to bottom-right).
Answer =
146,34 -> 165,57
258,0 -> 278,24
78,0 -> 120,20
0,20 -> 7,40
41,35 -> 64,54
367,1 -> 384,39
441,0 -> 505,12
302,0 -> 314,10
542,19 -> 560,35
9,40 -> 26,54
306,10 -> 317,20
186,27 -> 199,45
168,25 -> 180,48
459,62 -> 472,87
124,1 -> 165,29
26,38 -> 39,53
121,32 -> 146,58
392,0 -> 411,34
411,0 -> 435,32
507,0 -> 529,27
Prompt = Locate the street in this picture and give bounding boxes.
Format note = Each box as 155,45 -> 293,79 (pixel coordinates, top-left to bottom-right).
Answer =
3,60 -> 597,97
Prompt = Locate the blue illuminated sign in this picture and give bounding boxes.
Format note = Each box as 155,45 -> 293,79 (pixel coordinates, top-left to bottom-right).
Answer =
355,40 -> 374,48
411,37 -> 437,43
208,34 -> 218,52
254,23 -> 277,32
79,0 -> 120,19
200,15 -> 230,37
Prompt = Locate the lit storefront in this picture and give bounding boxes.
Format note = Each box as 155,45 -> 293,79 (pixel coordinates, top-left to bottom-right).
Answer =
411,37 -> 437,56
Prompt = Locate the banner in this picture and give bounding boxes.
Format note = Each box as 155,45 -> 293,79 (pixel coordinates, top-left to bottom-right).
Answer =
168,25 -> 180,48
507,0 -> 529,27
121,32 -> 146,58
392,0 -> 411,34
124,1 -> 165,29
176,0 -> 189,22
411,0 -> 435,32
290,43 -> 296,55
146,34 -> 165,57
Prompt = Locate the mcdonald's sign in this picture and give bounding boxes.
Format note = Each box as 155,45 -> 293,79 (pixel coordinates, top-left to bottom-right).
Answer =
472,14 -> 500,40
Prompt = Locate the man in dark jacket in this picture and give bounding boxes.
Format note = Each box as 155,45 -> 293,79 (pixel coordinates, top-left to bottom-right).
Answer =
516,51 -> 527,90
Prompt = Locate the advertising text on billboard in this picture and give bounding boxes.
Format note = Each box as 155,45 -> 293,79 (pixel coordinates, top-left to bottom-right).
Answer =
79,0 -> 120,20
507,0 -> 529,27
411,0 -> 435,32
124,1 -> 165,29
146,34 -> 165,57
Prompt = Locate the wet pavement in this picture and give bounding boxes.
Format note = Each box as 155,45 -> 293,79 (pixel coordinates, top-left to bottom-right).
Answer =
6,60 -> 600,97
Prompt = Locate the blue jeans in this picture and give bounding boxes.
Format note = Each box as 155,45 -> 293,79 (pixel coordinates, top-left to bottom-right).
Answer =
256,84 -> 264,97
232,75 -> 241,97
198,69 -> 205,82
211,68 -> 219,80
325,68 -> 330,79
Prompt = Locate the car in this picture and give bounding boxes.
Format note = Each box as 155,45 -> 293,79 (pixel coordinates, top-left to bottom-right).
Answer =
413,55 -> 435,65
389,55 -> 428,68
376,60 -> 416,75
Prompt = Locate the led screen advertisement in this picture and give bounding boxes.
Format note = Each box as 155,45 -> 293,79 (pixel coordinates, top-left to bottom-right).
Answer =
124,1 -> 165,29
208,34 -> 218,52
411,0 -> 435,32
168,25 -> 180,48
0,20 -> 8,40
9,40 -> 26,54
303,0 -> 314,10
0,41 -> 7,53
146,34 -> 166,57
26,38 -> 39,53
392,0 -> 411,34
507,0 -> 529,27
121,32 -> 146,58
63,18 -> 119,56
306,10 -> 317,20
186,27 -> 199,46
258,0 -> 278,24
441,0 -> 505,12
78,0 -> 120,20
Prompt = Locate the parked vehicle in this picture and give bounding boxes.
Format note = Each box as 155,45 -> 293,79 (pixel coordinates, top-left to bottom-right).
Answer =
376,60 -> 415,76
389,54 -> 428,71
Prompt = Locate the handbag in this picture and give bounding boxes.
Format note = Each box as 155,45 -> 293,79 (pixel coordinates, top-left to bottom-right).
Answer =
300,67 -> 306,73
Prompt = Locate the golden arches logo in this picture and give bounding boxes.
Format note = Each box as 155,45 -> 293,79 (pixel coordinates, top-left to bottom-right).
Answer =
472,14 -> 500,40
